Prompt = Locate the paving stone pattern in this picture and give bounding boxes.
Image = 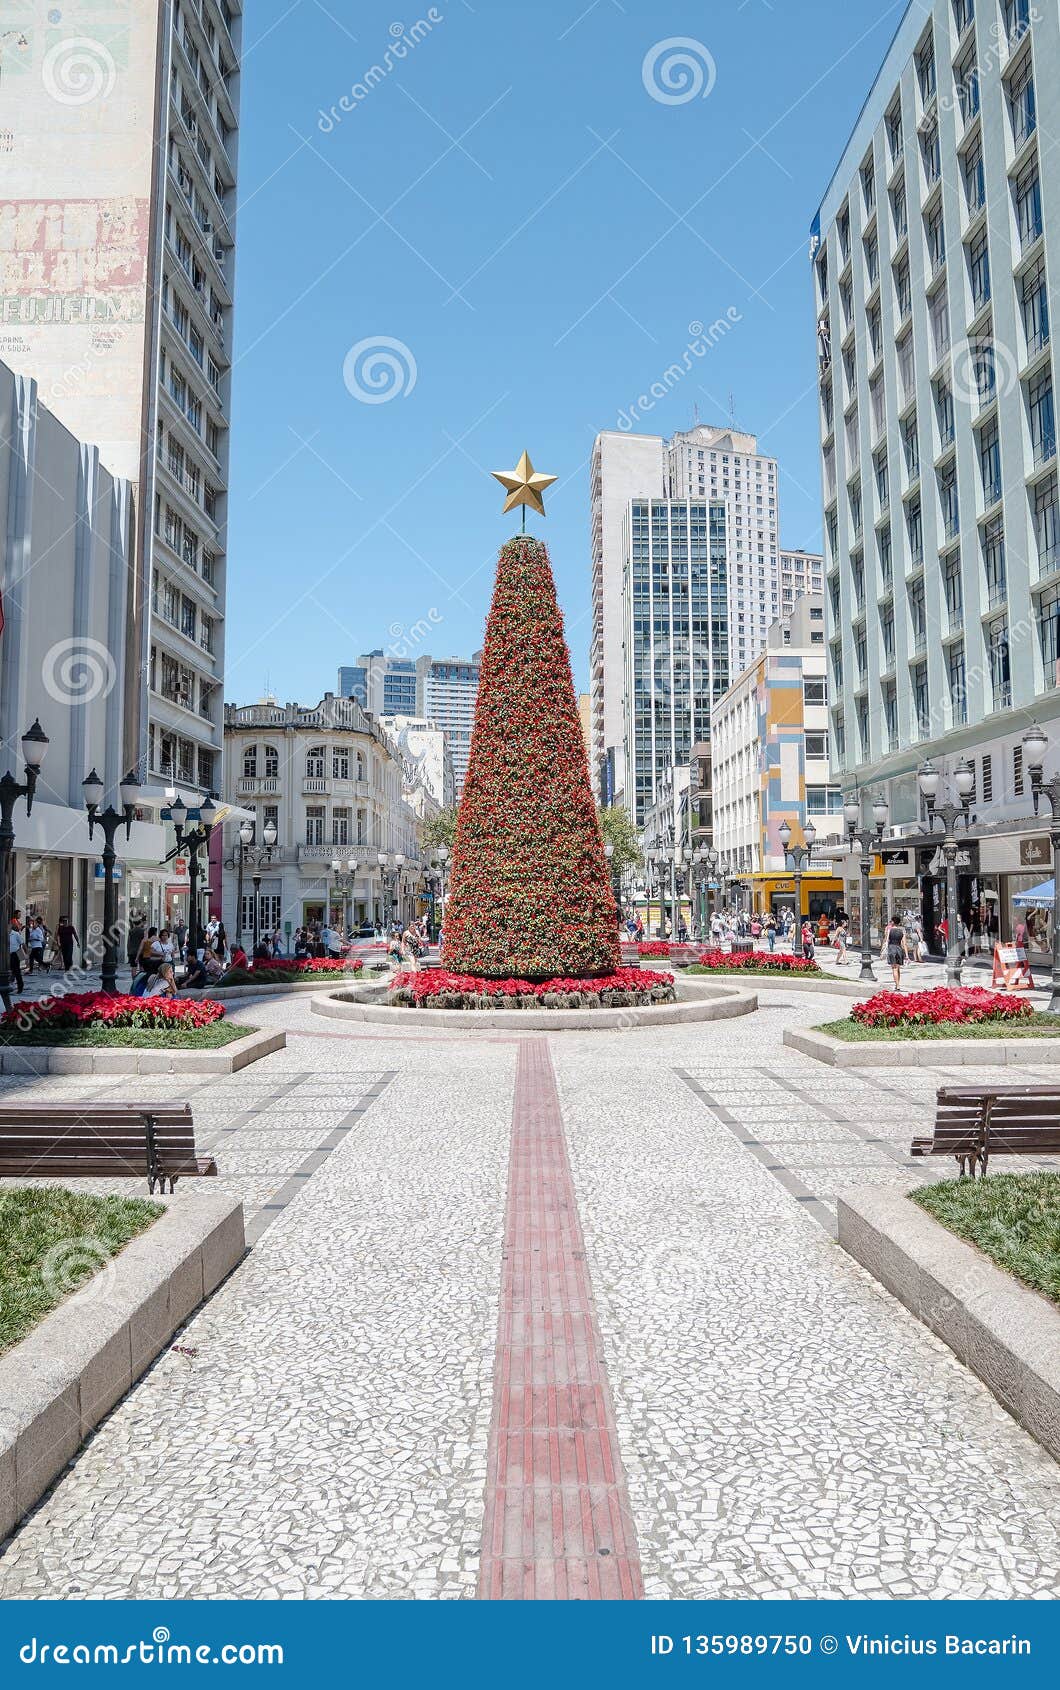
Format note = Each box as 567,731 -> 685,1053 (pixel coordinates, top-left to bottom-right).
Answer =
0,985 -> 1058,1598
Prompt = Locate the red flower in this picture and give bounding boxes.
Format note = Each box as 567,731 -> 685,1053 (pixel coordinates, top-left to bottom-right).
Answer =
851,986 -> 1032,1027
0,991 -> 226,1031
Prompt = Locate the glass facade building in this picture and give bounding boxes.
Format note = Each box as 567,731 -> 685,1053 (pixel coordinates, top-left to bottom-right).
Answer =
622,499 -> 730,825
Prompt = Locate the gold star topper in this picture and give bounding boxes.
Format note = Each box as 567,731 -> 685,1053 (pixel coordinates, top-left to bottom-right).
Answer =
492,449 -> 557,528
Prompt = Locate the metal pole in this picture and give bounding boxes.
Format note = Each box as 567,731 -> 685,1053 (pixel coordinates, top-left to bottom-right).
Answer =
100,824 -> 118,996
859,851 -> 875,981
234,842 -> 245,950
1050,823 -> 1060,1016
944,839 -> 961,988
0,788 -> 17,1012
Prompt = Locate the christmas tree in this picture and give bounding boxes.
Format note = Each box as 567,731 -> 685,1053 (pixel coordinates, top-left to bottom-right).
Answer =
442,535 -> 621,979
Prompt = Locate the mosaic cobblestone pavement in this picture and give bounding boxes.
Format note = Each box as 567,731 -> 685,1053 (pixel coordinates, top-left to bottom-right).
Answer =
1,985 -> 1058,1599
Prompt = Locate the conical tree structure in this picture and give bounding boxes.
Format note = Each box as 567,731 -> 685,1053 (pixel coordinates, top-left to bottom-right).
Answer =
442,535 -> 621,979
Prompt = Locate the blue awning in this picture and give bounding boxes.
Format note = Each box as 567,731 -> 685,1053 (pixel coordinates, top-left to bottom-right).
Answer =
1013,879 -> 1054,907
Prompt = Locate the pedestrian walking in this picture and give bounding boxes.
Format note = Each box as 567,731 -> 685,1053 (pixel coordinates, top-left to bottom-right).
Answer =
55,915 -> 78,973
882,913 -> 910,989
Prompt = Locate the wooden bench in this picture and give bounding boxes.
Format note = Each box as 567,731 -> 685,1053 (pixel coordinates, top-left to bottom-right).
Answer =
0,1102 -> 216,1193
912,1085 -> 1060,1178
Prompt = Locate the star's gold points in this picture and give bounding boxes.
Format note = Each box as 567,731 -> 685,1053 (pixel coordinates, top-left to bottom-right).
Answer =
491,449 -> 558,519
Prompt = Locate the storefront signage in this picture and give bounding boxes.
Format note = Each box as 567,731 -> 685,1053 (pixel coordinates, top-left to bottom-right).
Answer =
1019,836 -> 1051,869
880,849 -> 910,866
916,843 -> 980,875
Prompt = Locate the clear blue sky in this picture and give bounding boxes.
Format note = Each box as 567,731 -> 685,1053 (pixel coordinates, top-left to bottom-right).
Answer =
226,0 -> 907,704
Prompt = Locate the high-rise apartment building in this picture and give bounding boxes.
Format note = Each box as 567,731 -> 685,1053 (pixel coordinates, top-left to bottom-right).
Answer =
339,653 -> 418,717
780,549 -> 825,616
0,2 -> 242,799
416,654 -> 481,800
591,424 -> 785,806
813,0 -> 1060,943
621,499 -> 730,826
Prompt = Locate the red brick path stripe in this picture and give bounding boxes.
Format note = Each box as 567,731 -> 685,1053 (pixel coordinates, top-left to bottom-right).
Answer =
478,1039 -> 643,1600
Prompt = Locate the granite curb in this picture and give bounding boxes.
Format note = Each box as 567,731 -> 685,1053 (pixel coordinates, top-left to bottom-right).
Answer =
0,1027 -> 286,1076
837,1183 -> 1060,1462
783,1025 -> 1060,1065
0,1192 -> 245,1541
309,979 -> 758,1031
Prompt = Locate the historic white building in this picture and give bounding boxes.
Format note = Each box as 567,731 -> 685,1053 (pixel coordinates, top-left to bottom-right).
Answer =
222,695 -> 422,942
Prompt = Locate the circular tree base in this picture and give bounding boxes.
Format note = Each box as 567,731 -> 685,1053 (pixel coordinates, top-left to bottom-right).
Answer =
309,976 -> 757,1031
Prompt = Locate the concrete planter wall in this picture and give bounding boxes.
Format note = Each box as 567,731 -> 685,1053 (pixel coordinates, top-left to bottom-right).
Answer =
838,1185 -> 1060,1462
784,1026 -> 1060,1066
0,1193 -> 245,1541
0,1026 -> 285,1076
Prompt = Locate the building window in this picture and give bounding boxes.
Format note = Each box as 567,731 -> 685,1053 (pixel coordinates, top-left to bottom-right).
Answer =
1035,473 -> 1060,575
1015,160 -> 1043,250
948,642 -> 967,725
1021,257 -> 1049,358
1037,580 -> 1060,682
968,228 -> 991,312
988,618 -> 1011,708
978,419 -> 1001,505
983,515 -> 1006,607
944,554 -> 963,630
955,49 -> 979,124
939,461 -> 959,540
962,139 -> 985,213
1008,56 -> 1036,149
886,100 -> 903,164
1029,370 -> 1056,466
906,495 -> 923,565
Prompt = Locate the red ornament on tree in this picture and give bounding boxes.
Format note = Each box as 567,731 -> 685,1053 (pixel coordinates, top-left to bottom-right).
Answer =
442,535 -> 620,979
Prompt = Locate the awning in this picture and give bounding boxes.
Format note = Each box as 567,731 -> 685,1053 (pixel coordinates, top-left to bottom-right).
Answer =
1013,879 -> 1054,907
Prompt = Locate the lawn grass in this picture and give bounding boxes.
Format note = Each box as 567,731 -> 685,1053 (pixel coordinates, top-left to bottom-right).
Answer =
0,1188 -> 164,1352
817,1013 -> 1060,1042
0,1022 -> 255,1049
911,1173 -> 1060,1306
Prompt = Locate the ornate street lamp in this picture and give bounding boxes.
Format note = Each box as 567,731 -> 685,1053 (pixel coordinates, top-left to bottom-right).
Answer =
166,794 -> 218,961
226,817 -> 278,951
917,757 -> 975,987
843,789 -> 889,981
1019,724 -> 1060,1012
83,767 -> 140,995
0,721 -> 49,1012
778,819 -> 817,947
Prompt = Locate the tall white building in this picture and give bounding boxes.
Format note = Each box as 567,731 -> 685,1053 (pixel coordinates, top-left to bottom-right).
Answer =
415,655 -> 481,800
0,2 -> 242,801
591,424 -> 786,803
813,0 -> 1060,945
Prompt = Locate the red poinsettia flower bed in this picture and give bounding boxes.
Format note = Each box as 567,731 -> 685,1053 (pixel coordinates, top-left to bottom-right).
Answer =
251,957 -> 363,975
852,986 -> 1033,1028
0,992 -> 225,1032
389,967 -> 675,1009
694,949 -> 820,974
